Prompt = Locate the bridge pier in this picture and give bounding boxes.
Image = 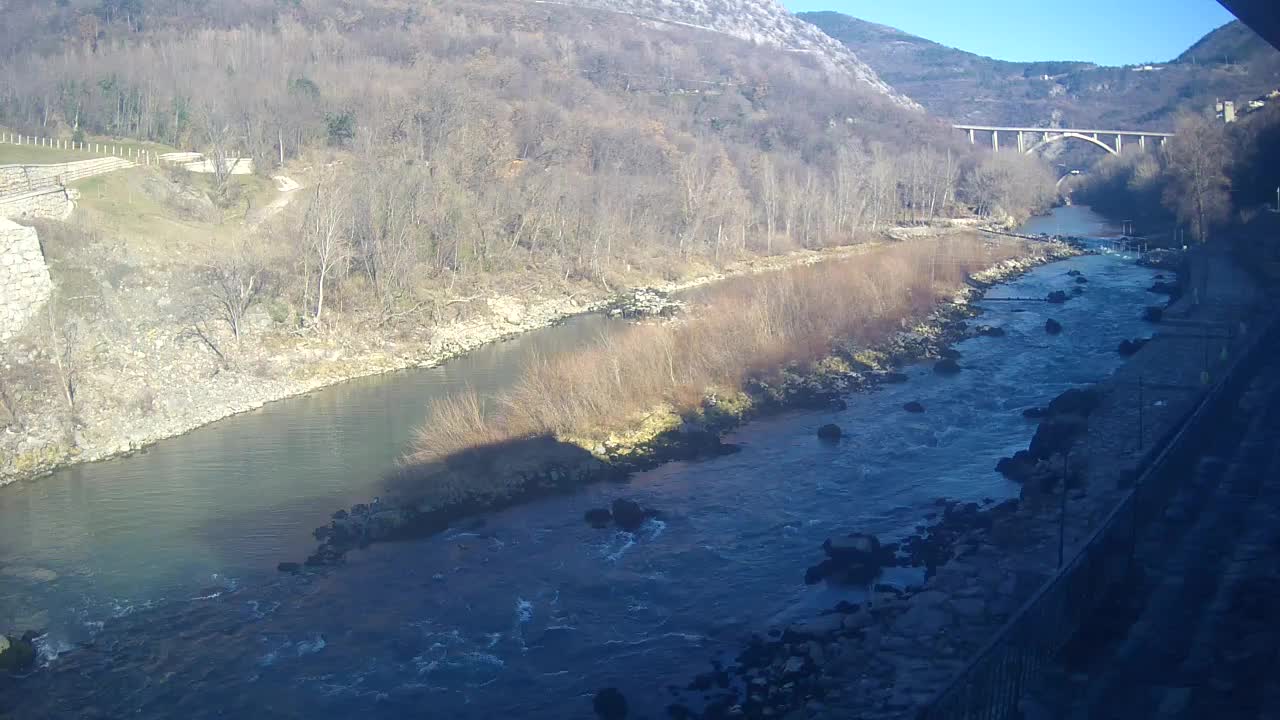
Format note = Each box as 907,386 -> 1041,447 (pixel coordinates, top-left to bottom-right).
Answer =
951,125 -> 1174,156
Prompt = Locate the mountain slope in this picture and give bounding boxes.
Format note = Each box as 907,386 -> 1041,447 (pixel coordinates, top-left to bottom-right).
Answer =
541,0 -> 919,108
803,12 -> 1280,130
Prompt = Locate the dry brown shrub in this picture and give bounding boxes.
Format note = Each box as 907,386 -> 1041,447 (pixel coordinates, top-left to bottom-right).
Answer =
411,235 -> 1019,463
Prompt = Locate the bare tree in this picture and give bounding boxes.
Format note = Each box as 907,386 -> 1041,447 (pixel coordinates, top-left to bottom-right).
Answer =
299,174 -> 351,325
203,238 -> 270,340
197,106 -> 245,201
46,299 -> 82,441
1162,113 -> 1232,243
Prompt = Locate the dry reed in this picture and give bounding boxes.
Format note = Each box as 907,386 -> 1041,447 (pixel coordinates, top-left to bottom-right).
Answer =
411,235 -> 1027,462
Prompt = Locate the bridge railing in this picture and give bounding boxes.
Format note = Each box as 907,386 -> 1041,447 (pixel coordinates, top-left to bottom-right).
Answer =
916,310 -> 1276,720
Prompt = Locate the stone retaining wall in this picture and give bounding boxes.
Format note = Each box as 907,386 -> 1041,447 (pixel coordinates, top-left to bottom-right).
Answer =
0,217 -> 53,342
0,157 -> 135,197
0,186 -> 75,221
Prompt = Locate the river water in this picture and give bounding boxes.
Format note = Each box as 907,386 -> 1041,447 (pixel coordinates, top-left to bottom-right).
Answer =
0,208 -> 1148,718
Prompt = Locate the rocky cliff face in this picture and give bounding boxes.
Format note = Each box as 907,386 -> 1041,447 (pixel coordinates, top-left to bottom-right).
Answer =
536,0 -> 920,108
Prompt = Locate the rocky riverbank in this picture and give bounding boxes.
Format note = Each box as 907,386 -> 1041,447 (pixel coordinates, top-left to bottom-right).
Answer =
293,241 -> 1081,569
644,251 -> 1267,720
0,241 -> 887,489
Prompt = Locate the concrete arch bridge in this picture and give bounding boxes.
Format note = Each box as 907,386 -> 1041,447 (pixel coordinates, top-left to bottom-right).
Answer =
954,125 -> 1175,156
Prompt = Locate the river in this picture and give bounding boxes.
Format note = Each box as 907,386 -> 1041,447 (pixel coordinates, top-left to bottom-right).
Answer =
0,208 -> 1149,718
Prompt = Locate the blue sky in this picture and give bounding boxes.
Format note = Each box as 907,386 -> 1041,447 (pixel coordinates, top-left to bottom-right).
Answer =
782,0 -> 1238,66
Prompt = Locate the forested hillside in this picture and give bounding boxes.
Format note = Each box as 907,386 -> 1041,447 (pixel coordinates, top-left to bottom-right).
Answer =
0,0 -> 1058,482
804,12 -> 1280,131
0,0 -> 1055,303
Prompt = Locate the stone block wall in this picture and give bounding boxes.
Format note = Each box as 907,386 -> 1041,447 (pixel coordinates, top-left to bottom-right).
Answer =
0,187 -> 75,221
0,217 -> 53,342
0,158 -> 136,197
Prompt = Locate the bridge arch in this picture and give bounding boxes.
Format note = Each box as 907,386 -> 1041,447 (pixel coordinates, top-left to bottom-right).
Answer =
1025,132 -> 1119,157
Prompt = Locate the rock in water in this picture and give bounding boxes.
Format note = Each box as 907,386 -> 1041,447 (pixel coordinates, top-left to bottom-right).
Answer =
1029,415 -> 1088,460
809,533 -> 893,585
277,562 -> 301,574
0,633 -> 35,672
1067,269 -> 1082,276
903,401 -> 925,413
584,508 -> 613,529
593,688 -> 628,719
975,325 -> 1005,337
1075,276 -> 1089,284
1047,388 -> 1100,417
817,424 -> 843,442
934,358 -> 961,375
996,451 -> 1037,483
1046,290 -> 1068,304
610,499 -> 646,532
1045,318 -> 1063,335
1118,338 -> 1148,356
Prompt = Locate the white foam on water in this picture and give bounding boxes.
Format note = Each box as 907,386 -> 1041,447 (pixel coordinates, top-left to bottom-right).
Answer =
604,531 -> 637,562
34,634 -> 74,667
189,590 -> 223,601
461,651 -> 505,668
296,634 -> 327,656
643,518 -> 667,541
246,600 -> 281,620
515,598 -> 534,624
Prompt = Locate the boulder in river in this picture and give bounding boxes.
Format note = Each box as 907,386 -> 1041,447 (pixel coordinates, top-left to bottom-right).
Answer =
584,508 -> 613,529
1075,276 -> 1089,284
996,450 -> 1038,483
1047,388 -> 1100,417
806,533 -> 897,585
277,562 -> 301,574
1045,318 -> 1063,335
593,688 -> 629,719
903,401 -> 926,413
934,358 -> 961,375
1118,338 -> 1149,357
0,633 -> 36,673
610,499 -> 648,532
816,424 -> 843,442
1067,269 -> 1082,277
975,325 -> 1006,337
1046,290 -> 1068,304
1029,414 -> 1088,461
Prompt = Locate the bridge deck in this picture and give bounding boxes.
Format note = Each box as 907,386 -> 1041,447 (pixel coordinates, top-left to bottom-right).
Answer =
953,125 -> 1175,136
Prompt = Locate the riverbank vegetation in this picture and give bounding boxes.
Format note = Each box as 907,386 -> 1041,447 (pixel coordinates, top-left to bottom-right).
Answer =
410,234 -> 1032,464
1070,106 -> 1280,242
